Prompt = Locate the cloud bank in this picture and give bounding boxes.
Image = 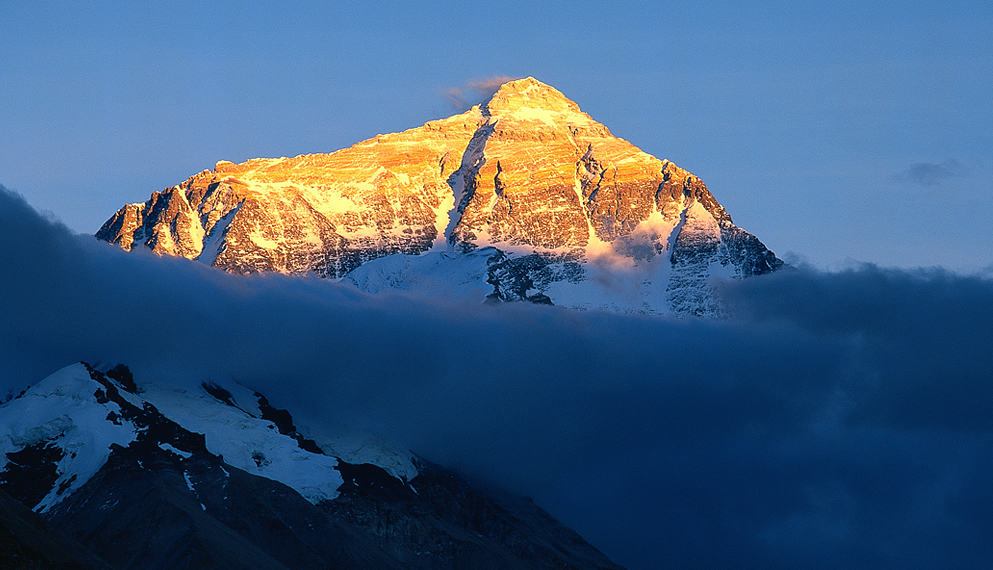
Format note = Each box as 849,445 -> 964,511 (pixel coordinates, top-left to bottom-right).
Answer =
2,186 -> 992,570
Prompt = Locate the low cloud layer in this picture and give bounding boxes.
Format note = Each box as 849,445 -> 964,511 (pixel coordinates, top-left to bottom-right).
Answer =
2,186 -> 992,570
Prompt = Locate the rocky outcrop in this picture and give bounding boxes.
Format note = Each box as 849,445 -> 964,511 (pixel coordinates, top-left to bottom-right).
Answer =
97,77 -> 782,315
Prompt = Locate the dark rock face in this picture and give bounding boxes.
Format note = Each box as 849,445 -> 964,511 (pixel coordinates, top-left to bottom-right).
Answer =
37,447 -> 622,570
253,392 -> 324,455
327,459 -> 624,570
1,443 -> 66,511
1,363 -> 626,570
484,251 -> 583,304
715,226 -> 783,277
0,488 -> 112,570
44,443 -> 394,570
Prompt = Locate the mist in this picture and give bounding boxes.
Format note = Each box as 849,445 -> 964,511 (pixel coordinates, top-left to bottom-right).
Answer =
443,74 -> 520,111
2,185 -> 992,570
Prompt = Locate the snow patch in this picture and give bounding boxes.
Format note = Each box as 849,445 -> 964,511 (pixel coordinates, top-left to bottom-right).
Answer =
183,471 -> 206,510
312,432 -> 419,483
183,470 -> 196,493
0,364 -> 139,512
159,442 -> 193,459
197,206 -> 240,265
344,249 -> 496,302
141,382 -> 344,504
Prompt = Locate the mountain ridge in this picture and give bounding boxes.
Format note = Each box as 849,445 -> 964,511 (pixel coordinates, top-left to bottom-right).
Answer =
1,362 -> 626,570
96,77 -> 782,315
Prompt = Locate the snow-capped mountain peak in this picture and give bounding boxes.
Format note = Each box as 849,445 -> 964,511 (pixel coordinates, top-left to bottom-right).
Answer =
482,77 -> 593,124
95,78 -> 782,316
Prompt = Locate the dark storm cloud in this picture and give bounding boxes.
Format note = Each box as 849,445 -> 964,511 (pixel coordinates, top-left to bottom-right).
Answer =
894,158 -> 966,187
726,265 -> 993,430
2,186 -> 992,570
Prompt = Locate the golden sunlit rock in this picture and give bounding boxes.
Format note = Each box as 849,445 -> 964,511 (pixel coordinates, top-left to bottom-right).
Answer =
97,77 -> 782,315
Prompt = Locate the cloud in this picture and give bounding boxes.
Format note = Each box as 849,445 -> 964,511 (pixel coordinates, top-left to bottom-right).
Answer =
894,158 -> 967,187
466,75 -> 516,95
443,75 -> 520,111
2,186 -> 993,570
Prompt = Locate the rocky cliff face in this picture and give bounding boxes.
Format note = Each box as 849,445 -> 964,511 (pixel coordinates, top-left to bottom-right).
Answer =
1,363 -> 625,570
97,78 -> 781,316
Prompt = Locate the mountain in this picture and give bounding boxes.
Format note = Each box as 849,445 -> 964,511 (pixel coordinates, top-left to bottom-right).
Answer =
1,362 -> 625,570
96,77 -> 782,316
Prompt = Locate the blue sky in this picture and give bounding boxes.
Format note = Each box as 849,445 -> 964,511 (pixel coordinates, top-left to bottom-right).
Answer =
2,0 -> 991,270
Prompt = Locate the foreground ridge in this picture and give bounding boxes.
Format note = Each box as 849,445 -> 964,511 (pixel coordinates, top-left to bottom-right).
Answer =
0,362 -> 626,570
97,77 -> 781,316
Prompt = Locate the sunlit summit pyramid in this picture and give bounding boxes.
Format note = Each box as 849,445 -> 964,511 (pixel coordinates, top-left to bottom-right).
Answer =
97,77 -> 782,315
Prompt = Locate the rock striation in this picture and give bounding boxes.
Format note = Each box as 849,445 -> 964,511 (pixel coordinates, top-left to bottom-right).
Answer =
97,77 -> 782,316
